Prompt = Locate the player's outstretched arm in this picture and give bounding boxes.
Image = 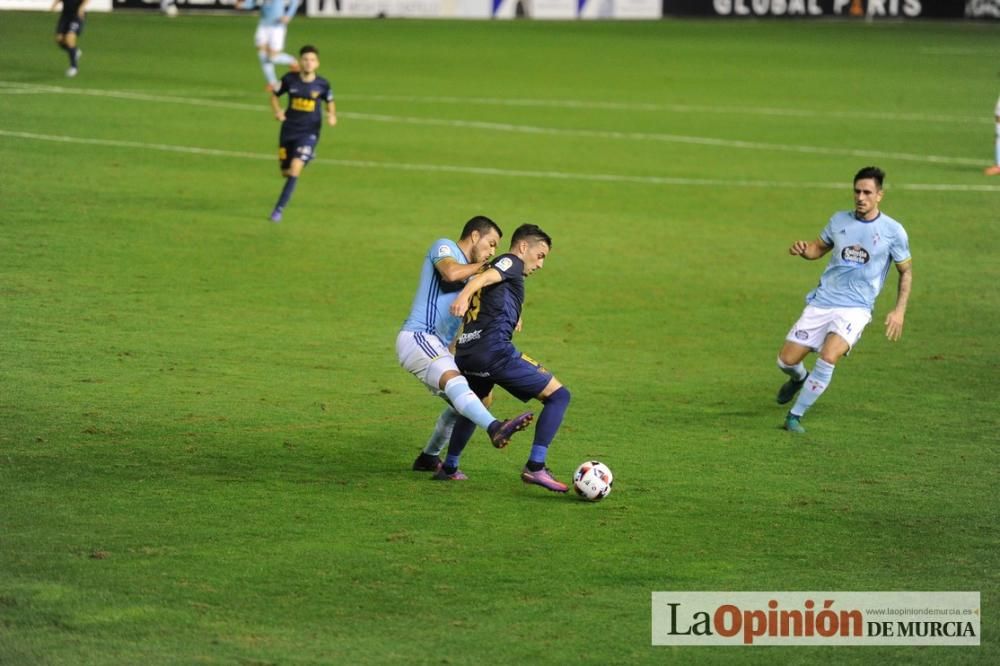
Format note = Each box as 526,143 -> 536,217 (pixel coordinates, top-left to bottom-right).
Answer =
450,268 -> 502,318
884,260 -> 912,341
789,238 -> 832,260
435,257 -> 485,284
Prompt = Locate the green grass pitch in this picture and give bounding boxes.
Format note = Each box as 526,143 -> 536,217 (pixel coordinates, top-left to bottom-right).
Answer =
1,11 -> 998,664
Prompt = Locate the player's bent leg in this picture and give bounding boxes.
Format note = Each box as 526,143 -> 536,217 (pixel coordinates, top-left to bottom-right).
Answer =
434,415 -> 477,480
61,33 -> 80,77
269,48 -> 297,67
776,340 -> 812,404
520,378 -> 570,493
488,411 -> 533,450
786,333 -> 846,430
258,48 -> 278,89
414,406 -> 458,471
438,369 -> 494,430
270,159 -> 305,221
435,367 -> 531,449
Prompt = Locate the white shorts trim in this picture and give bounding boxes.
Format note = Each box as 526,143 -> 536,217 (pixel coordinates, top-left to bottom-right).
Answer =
255,25 -> 287,53
785,305 -> 872,352
396,330 -> 458,394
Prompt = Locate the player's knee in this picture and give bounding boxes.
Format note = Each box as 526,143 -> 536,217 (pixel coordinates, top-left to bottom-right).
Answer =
545,386 -> 570,406
437,369 -> 461,390
818,352 -> 840,365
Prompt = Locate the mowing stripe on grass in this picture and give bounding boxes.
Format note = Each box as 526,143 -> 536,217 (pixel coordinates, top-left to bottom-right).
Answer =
0,81 -> 984,167
3,128 -> 1000,193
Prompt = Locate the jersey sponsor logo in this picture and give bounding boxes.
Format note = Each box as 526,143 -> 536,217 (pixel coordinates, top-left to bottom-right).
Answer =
495,257 -> 513,272
841,245 -> 870,265
291,97 -> 316,112
458,329 -> 482,344
436,245 -> 453,258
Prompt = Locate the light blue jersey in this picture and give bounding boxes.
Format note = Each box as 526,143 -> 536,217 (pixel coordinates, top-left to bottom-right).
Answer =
806,211 -> 911,311
401,239 -> 469,345
243,0 -> 299,27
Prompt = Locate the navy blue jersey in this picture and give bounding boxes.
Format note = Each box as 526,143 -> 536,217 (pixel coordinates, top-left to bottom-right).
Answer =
455,253 -> 525,370
59,0 -> 84,17
274,73 -> 334,139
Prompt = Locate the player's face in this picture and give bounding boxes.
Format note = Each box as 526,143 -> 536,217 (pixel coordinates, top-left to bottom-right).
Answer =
299,52 -> 319,74
522,241 -> 550,276
470,229 -> 501,263
853,178 -> 883,220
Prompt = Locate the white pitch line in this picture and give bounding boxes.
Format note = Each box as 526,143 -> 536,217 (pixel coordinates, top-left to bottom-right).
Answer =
0,81 -> 984,167
3,129 -> 999,193
0,80 -> 982,124
343,93 -> 987,125
343,112 -> 988,167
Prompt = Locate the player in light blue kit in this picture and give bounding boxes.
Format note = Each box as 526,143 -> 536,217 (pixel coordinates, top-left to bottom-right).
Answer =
775,166 -> 913,434
238,0 -> 301,90
396,216 -> 533,472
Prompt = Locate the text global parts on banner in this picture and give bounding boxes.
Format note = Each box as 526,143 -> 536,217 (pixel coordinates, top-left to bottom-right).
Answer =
652,592 -> 980,646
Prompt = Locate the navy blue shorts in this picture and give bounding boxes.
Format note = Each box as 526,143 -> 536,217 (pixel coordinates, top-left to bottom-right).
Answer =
461,352 -> 553,403
278,133 -> 318,170
56,15 -> 84,36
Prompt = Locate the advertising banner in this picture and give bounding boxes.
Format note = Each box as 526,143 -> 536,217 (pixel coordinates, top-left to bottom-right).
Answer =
965,0 -> 999,17
305,0 -> 659,17
306,0 -> 492,17
662,0 -> 992,19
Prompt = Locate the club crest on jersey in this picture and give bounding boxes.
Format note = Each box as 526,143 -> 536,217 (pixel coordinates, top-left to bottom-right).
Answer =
495,257 -> 514,272
311,91 -> 320,99
841,245 -> 870,265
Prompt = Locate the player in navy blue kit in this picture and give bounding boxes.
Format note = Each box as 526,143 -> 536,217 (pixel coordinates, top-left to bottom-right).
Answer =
51,0 -> 88,77
267,45 -> 336,223
441,224 -> 572,493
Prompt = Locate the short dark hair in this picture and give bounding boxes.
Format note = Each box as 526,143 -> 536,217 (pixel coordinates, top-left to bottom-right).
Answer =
510,223 -> 552,249
300,45 -> 319,57
854,166 -> 885,190
460,215 -> 502,241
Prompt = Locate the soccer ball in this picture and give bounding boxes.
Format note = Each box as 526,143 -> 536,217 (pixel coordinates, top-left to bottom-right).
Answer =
573,460 -> 613,501
164,3 -> 178,16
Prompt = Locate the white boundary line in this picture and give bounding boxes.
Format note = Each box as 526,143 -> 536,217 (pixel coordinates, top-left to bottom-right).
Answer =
3,129 -> 998,193
0,82 -> 986,167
